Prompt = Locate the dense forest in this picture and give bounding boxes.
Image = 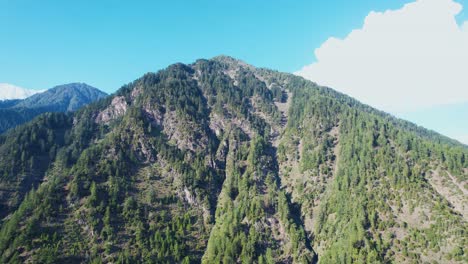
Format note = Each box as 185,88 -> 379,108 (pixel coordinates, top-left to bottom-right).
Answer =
0,56 -> 466,263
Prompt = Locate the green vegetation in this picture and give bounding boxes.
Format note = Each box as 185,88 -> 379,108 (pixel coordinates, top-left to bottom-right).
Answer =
0,56 -> 466,263
0,83 -> 107,133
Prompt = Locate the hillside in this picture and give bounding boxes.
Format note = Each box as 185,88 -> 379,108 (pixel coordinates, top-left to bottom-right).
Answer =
0,83 -> 107,133
0,56 -> 466,263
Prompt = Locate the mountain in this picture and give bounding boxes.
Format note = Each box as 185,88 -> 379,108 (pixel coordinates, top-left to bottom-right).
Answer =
0,56 -> 466,263
0,83 -> 107,133
13,83 -> 108,112
0,83 -> 44,100
0,99 -> 22,109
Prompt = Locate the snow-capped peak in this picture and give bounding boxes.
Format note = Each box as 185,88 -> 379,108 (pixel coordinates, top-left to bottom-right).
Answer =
0,83 -> 45,100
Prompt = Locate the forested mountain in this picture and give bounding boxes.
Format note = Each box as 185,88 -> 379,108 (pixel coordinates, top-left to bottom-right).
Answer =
0,100 -> 22,109
0,56 -> 466,263
0,83 -> 107,133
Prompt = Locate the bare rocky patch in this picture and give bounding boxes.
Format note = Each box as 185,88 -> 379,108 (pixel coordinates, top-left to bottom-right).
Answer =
95,96 -> 128,124
428,169 -> 468,220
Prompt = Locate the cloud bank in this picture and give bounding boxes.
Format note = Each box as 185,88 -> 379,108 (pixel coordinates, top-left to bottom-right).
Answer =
296,0 -> 468,113
0,83 -> 43,100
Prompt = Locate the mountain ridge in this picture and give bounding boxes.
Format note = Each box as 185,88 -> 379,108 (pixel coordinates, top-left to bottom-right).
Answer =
213,56 -> 466,147
0,83 -> 107,133
13,82 -> 107,112
0,56 -> 466,263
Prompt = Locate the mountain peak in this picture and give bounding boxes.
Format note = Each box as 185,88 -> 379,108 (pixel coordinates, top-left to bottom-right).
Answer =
0,83 -> 108,133
210,55 -> 253,68
0,58 -> 466,263
211,55 -> 241,63
51,82 -> 95,88
14,82 -> 107,112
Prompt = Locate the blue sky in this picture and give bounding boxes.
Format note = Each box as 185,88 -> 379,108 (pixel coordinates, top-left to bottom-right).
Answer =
1,0 -> 421,92
1,0 -> 467,144
400,103 -> 468,144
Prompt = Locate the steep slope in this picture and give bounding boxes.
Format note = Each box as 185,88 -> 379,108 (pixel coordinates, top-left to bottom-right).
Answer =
0,100 -> 22,109
0,83 -> 107,133
0,113 -> 72,219
0,56 -> 466,263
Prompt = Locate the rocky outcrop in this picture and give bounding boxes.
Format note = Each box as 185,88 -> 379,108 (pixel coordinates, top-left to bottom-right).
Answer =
162,111 -> 210,152
95,96 -> 128,124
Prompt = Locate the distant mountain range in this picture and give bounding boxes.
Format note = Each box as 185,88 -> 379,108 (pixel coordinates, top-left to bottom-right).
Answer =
0,83 -> 107,133
0,83 -> 45,100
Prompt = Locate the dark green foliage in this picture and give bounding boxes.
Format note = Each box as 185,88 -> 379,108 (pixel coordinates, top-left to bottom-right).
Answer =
0,113 -> 72,218
0,56 -> 466,263
0,99 -> 21,109
279,73 -> 467,263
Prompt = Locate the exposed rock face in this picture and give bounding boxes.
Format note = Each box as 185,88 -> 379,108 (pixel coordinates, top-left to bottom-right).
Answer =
95,96 -> 128,123
209,112 -> 254,139
130,86 -> 143,100
142,102 -> 164,127
161,110 -> 210,152
0,56 -> 466,264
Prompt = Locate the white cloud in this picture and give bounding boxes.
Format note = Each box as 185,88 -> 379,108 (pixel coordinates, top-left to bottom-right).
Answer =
0,83 -> 44,100
459,135 -> 468,145
296,0 -> 468,113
